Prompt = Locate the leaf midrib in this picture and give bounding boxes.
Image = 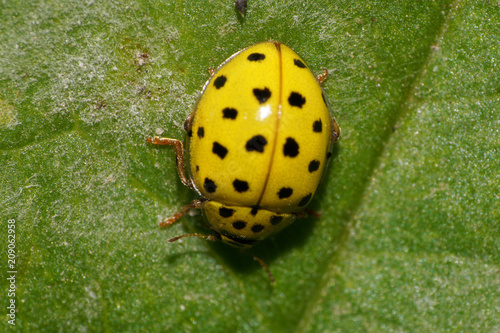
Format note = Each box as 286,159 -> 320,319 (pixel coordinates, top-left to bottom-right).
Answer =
292,3 -> 459,332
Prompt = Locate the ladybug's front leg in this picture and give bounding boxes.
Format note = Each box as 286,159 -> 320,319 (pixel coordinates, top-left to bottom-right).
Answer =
161,199 -> 219,244
147,136 -> 194,189
159,199 -> 205,227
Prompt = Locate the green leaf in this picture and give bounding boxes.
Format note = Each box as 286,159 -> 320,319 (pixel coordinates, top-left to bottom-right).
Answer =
1,0 -> 498,332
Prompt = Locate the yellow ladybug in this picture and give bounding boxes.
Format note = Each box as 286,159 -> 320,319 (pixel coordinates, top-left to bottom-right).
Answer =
148,41 -> 340,280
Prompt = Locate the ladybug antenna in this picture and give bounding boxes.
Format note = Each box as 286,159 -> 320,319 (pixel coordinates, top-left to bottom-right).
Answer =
168,232 -> 274,283
243,250 -> 275,284
169,233 -> 218,243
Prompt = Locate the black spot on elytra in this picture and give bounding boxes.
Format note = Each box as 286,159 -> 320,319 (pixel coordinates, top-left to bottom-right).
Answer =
195,165 -> 199,172
283,138 -> 299,157
233,179 -> 249,192
250,206 -> 259,215
294,59 -> 306,68
204,178 -> 217,193
251,224 -> 264,233
197,127 -> 205,138
278,187 -> 293,199
298,193 -> 312,207
313,119 -> 323,133
212,142 -> 228,159
213,75 -> 227,89
248,53 -> 265,61
222,108 -> 238,119
219,207 -> 235,218
288,92 -> 306,108
232,221 -> 247,230
270,215 -> 283,225
187,130 -> 193,137
308,160 -> 320,173
245,135 -> 267,152
253,88 -> 271,104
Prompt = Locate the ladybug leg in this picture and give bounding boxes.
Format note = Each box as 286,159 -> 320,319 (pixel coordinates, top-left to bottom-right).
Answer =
159,199 -> 204,227
169,232 -> 218,243
331,116 -> 341,143
183,111 -> 195,134
146,136 -> 194,189
234,0 -> 248,17
305,208 -> 322,218
165,200 -> 221,243
316,69 -> 328,85
294,209 -> 322,219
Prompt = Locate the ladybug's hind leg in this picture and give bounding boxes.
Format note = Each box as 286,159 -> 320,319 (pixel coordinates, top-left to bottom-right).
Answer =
331,116 -> 341,143
316,69 -> 329,85
147,136 -> 194,189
